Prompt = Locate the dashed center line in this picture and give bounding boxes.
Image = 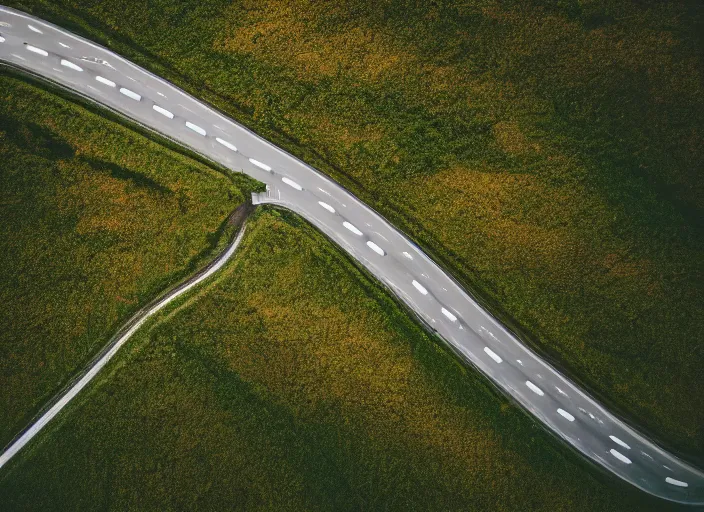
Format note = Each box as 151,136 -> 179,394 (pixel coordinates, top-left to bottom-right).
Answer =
483,347 -> 502,364
318,201 -> 335,213
152,104 -> 174,119
282,177 -> 302,191
557,408 -> 575,422
609,435 -> 631,450
185,121 -> 206,136
411,280 -> 428,295
95,75 -> 116,87
7,23 -> 699,500
25,44 -> 47,56
60,59 -> 82,72
665,477 -> 688,488
249,158 -> 271,171
119,87 -> 141,101
366,241 -> 385,256
342,221 -> 363,236
441,307 -> 457,322
215,137 -> 237,152
525,381 -> 544,396
610,449 -> 632,464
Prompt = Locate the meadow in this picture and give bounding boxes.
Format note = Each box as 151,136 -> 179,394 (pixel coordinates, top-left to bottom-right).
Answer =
0,208 -> 684,511
8,0 -> 703,460
0,72 -> 257,447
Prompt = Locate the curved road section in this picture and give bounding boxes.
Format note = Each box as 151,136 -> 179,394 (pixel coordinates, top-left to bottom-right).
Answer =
0,216 -> 248,472
0,7 -> 702,504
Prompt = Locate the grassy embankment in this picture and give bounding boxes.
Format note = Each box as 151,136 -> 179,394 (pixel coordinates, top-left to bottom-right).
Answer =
8,0 -> 703,459
0,208 -> 683,511
0,72 -> 258,447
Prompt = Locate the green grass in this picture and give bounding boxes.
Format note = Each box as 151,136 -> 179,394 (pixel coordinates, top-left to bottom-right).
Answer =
0,72 -> 259,448
6,0 -> 702,460
0,208 -> 684,511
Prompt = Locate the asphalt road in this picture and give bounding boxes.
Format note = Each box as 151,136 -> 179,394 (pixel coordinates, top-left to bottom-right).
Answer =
0,6 -> 702,505
0,211 -> 248,472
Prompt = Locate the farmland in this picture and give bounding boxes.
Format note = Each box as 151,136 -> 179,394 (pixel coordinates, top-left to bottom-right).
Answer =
0,208 -> 680,511
0,72 -> 256,447
7,0 -> 703,460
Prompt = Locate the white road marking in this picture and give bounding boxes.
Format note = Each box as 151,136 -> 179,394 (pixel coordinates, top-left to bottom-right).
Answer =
366,241 -> 385,256
95,75 -> 116,87
27,24 -> 42,34
152,104 -> 174,119
402,251 -> 413,260
282,177 -> 302,191
411,280 -> 428,295
610,449 -> 632,464
557,408 -> 575,422
10,53 -> 26,61
641,451 -> 654,460
318,201 -> 335,213
6,15 -> 699,497
60,59 -> 82,71
483,347 -> 503,364
249,158 -> 271,171
441,307 -> 457,322
317,187 -> 331,196
58,42 -> 70,48
119,87 -> 141,101
517,359 -> 523,366
25,45 -> 48,57
665,477 -> 688,488
215,137 -> 237,152
555,386 -> 568,397
343,221 -> 363,236
157,91 -> 166,97
185,121 -> 206,135
609,435 -> 631,450
526,381 -> 544,396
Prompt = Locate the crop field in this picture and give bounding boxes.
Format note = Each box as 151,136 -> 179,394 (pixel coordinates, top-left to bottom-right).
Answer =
7,0 -> 702,460
0,208 -> 681,511
0,72 -> 257,447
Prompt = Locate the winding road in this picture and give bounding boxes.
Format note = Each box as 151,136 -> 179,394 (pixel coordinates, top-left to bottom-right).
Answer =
0,212 -> 248,471
0,6 -> 702,505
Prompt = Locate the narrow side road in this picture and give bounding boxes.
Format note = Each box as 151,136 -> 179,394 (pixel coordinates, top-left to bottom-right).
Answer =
0,206 -> 250,471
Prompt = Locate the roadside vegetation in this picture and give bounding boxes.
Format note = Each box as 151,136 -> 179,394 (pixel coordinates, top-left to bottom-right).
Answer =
0,72 -> 257,448
0,208 -> 681,511
8,0 -> 703,460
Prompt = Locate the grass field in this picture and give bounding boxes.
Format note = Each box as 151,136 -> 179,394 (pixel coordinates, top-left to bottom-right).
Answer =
7,0 -> 702,460
0,208 -> 683,511
0,72 -> 258,448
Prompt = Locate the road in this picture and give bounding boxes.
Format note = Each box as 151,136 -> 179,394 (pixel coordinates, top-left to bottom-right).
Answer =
0,210 -> 248,471
0,6 -> 702,505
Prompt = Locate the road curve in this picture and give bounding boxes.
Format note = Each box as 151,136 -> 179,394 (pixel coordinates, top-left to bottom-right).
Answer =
0,6 -> 702,504
0,213 -> 248,471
